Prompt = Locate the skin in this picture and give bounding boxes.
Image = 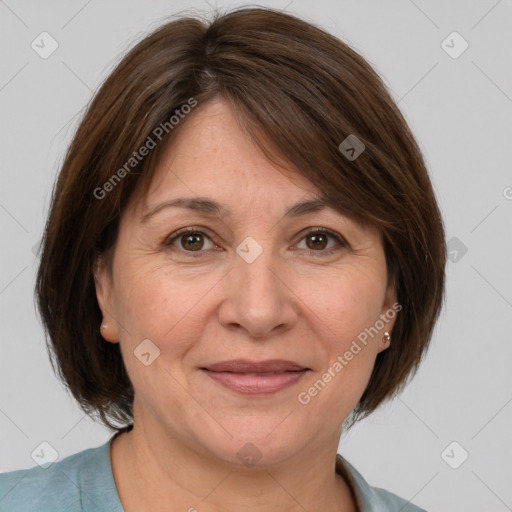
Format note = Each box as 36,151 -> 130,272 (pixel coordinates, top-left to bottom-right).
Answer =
95,98 -> 397,512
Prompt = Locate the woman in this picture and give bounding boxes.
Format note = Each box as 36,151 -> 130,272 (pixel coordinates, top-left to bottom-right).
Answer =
0,6 -> 445,511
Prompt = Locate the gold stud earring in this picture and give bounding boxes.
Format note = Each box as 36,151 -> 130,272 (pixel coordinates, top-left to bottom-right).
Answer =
383,331 -> 391,345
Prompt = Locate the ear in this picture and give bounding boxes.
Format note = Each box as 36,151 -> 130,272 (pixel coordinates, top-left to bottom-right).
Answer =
93,255 -> 120,343
377,276 -> 399,353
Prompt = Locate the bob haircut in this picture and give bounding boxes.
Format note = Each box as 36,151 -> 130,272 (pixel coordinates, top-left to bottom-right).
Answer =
35,6 -> 446,432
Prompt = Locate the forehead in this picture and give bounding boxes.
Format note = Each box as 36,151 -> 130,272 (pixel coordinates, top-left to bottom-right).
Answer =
141,99 -> 324,212
124,98 -> 376,241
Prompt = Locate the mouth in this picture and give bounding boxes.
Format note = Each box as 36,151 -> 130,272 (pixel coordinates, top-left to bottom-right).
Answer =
200,359 -> 311,395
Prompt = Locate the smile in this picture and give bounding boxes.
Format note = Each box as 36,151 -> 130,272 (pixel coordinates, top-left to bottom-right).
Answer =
201,368 -> 310,394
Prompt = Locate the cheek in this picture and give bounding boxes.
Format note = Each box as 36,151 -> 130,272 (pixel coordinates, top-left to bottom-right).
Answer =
111,267 -> 200,412
310,263 -> 386,344
303,266 -> 385,399
112,261 -> 218,354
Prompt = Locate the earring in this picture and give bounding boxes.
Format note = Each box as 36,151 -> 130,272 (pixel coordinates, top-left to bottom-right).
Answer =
383,331 -> 391,345
101,324 -> 107,330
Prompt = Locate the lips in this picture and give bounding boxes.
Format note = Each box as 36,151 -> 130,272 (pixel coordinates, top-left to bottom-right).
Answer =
201,359 -> 310,394
203,359 -> 308,373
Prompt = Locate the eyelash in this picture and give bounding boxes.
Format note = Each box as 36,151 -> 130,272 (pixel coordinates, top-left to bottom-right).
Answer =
164,226 -> 347,258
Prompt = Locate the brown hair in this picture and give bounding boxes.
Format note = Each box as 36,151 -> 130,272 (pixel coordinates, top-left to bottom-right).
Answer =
35,6 -> 446,432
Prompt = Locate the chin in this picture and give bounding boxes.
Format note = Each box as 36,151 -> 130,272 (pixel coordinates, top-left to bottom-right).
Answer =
195,417 -> 308,469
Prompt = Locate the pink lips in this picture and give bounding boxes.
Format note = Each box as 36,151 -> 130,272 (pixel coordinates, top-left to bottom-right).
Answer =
201,359 -> 310,395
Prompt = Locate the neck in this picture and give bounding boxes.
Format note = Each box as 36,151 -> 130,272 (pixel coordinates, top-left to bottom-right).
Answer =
110,421 -> 357,512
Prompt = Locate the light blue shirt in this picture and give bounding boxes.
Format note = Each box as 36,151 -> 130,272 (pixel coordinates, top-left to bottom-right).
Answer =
0,435 -> 427,511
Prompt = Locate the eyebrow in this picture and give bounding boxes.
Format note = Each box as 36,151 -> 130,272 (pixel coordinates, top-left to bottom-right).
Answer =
140,197 -> 331,223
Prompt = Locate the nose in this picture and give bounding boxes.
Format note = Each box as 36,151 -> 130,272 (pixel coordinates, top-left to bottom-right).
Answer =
218,245 -> 298,339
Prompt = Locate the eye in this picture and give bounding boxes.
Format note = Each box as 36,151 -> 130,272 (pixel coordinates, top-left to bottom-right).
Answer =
295,228 -> 347,256
164,226 -> 347,258
165,227 -> 217,256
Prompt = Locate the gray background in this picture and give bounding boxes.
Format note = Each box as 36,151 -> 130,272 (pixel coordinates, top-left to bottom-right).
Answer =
1,1 -> 511,510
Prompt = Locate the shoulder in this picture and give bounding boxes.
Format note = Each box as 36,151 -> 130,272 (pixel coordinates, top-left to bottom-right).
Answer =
0,439 -> 121,512
336,454 -> 428,512
0,450 -> 88,512
371,487 -> 428,512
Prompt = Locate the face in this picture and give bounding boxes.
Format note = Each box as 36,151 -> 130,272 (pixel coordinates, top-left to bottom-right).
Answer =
95,98 -> 397,467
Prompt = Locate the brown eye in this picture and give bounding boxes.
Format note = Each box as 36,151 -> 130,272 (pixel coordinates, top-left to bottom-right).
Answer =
166,229 -> 215,254
296,228 -> 347,256
180,233 -> 205,251
305,232 -> 329,251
